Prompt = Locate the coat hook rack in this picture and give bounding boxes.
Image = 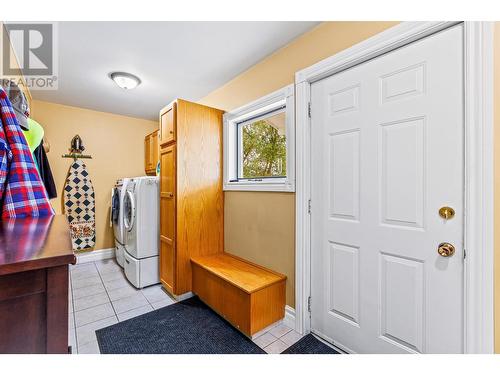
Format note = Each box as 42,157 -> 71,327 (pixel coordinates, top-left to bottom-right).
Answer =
61,153 -> 93,160
61,134 -> 92,160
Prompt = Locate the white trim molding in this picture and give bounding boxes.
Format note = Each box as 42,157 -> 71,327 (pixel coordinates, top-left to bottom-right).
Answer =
223,84 -> 295,192
463,21 -> 495,354
283,305 -> 296,330
294,21 -> 494,353
172,291 -> 195,302
75,248 -> 116,264
295,79 -> 312,335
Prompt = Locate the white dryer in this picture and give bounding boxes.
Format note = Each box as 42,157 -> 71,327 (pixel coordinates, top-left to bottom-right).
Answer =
123,176 -> 160,288
111,178 -> 131,268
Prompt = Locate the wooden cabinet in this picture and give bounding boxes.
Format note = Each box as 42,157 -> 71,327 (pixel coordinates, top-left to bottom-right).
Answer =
191,253 -> 286,337
144,130 -> 159,175
0,215 -> 75,354
160,104 -> 176,145
159,144 -> 176,291
159,99 -> 224,297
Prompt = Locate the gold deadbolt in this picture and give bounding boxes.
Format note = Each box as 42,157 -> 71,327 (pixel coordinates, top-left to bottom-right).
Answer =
438,242 -> 455,257
439,206 -> 455,220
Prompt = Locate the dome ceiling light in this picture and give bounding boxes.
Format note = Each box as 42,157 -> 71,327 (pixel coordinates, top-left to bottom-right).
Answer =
110,72 -> 141,90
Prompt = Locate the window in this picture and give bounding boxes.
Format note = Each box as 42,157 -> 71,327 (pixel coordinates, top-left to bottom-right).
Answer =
223,85 -> 295,192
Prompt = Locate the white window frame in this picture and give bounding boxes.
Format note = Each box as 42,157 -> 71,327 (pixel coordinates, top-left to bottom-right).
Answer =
223,84 -> 295,192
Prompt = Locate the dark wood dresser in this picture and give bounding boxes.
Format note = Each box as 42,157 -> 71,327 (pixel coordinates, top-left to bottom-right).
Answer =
0,215 -> 75,354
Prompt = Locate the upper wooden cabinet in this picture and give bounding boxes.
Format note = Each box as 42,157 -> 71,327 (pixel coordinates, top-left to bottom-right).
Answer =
159,103 -> 176,146
144,129 -> 159,175
159,99 -> 224,297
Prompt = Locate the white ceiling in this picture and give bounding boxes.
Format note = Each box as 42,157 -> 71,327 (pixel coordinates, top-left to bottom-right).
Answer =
31,22 -> 318,120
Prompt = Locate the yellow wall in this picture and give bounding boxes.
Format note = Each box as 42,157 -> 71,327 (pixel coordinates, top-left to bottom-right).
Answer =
31,100 -> 158,251
200,22 -> 398,307
494,22 -> 500,354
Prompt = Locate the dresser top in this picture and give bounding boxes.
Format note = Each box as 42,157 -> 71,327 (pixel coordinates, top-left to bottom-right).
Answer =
0,215 -> 75,275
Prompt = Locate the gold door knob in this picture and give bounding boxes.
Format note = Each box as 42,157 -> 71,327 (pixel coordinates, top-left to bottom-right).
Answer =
439,206 -> 455,220
438,242 -> 455,257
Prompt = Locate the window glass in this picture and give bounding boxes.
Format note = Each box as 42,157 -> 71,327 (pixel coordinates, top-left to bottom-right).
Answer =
238,109 -> 286,179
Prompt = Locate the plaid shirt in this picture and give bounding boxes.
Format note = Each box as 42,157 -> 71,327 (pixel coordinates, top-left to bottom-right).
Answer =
0,215 -> 54,264
0,87 -> 54,218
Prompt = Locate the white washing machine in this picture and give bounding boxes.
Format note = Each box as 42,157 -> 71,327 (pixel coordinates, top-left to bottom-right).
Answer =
123,176 -> 160,288
111,178 -> 131,268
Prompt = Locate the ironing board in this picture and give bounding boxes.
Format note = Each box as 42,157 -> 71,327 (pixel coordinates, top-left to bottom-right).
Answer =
63,159 -> 95,250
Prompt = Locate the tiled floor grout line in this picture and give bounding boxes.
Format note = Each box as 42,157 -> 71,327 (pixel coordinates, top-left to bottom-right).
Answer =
73,299 -> 109,313
73,261 -> 115,352
73,293 -> 149,315
94,261 -> 120,323
140,288 -> 155,311
72,268 -> 136,309
71,260 -> 125,353
75,316 -> 115,331
72,266 -> 159,314
86,262 -> 155,321
69,270 -> 77,354
72,262 -> 99,352
72,282 -> 103,291
73,298 -> 154,331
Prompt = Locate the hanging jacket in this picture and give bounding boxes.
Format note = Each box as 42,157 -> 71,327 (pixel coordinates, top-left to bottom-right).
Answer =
23,118 -> 45,153
33,139 -> 57,199
0,87 -> 54,218
0,134 -> 10,189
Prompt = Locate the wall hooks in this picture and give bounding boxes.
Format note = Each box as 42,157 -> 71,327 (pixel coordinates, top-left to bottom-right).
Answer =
61,153 -> 92,160
61,135 -> 92,160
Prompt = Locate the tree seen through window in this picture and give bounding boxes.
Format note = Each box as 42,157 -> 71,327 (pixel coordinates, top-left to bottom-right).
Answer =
240,111 -> 286,179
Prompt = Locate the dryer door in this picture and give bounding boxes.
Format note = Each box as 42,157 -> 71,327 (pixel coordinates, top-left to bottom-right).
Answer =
111,188 -> 120,225
111,187 -> 121,238
124,190 -> 136,232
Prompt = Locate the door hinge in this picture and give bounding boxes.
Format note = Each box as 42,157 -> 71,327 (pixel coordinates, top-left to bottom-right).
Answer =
308,296 -> 312,313
464,248 -> 466,260
308,199 -> 311,214
308,102 -> 312,118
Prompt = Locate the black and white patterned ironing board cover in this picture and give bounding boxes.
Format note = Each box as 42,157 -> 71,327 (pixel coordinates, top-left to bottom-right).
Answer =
63,159 -> 96,250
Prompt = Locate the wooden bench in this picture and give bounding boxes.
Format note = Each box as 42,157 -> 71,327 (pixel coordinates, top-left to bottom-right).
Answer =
191,253 -> 286,337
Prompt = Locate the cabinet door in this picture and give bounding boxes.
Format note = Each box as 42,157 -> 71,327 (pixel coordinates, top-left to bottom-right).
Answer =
151,130 -> 159,171
160,103 -> 176,146
159,144 -> 176,293
144,135 -> 152,172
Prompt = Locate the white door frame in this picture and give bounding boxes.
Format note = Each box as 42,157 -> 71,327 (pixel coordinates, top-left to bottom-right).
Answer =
294,21 -> 494,353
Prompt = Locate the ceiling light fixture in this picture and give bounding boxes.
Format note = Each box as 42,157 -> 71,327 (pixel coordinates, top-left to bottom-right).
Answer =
110,72 -> 141,90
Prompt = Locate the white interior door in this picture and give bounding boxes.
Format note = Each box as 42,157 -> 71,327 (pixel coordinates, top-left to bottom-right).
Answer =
310,24 -> 464,354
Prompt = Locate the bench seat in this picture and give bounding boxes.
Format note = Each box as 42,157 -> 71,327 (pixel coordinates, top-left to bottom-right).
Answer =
191,253 -> 286,337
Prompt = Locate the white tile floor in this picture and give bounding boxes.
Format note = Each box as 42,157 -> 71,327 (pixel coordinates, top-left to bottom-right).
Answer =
68,258 -> 303,354
68,258 -> 176,354
254,322 -> 304,354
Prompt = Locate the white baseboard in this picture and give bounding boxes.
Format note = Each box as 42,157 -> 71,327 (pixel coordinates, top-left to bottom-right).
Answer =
163,288 -> 194,302
174,291 -> 194,302
283,305 -> 296,330
76,248 -> 116,264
